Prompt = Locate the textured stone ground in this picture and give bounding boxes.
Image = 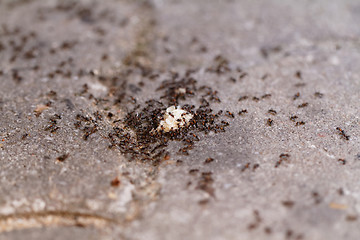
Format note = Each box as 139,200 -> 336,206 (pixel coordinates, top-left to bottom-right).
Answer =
1,0 -> 360,239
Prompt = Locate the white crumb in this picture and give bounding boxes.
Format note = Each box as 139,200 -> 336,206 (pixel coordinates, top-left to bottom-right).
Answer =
157,106 -> 193,132
175,88 -> 186,94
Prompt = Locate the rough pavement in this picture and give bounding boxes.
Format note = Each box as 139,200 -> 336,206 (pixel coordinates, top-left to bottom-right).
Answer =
1,0 -> 360,239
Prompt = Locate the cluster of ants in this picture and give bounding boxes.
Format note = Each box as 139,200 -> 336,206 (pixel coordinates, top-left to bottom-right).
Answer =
107,69 -> 231,166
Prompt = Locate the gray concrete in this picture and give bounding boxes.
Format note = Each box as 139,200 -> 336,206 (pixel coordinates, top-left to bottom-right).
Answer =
0,0 -> 360,239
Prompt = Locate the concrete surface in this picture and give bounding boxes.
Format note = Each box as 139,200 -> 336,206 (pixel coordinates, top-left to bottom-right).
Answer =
0,0 -> 360,239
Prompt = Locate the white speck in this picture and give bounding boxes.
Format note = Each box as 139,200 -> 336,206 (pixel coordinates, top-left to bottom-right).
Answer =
0,204 -> 14,215
306,54 -> 314,63
91,69 -> 99,76
59,167 -> 67,175
12,198 -> 29,208
44,136 -> 53,141
86,199 -> 102,211
32,198 -> 46,211
88,81 -> 108,93
175,88 -> 186,94
157,106 -> 193,132
108,184 -> 134,214
329,56 -> 340,65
